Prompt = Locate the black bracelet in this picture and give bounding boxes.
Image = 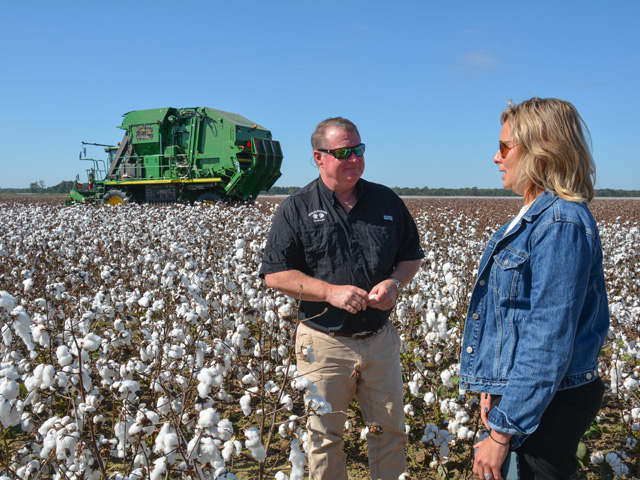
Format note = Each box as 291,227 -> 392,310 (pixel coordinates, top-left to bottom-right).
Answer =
489,430 -> 510,446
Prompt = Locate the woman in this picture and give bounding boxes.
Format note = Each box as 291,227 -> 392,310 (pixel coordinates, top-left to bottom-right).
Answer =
459,98 -> 609,480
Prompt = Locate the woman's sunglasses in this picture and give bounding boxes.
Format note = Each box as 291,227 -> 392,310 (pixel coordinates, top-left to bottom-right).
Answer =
317,143 -> 366,160
499,140 -> 517,159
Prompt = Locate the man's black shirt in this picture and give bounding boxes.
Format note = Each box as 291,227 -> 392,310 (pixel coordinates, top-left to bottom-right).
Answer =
259,177 -> 424,334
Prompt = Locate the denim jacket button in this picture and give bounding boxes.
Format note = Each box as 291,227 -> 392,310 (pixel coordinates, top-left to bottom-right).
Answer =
586,372 -> 593,380
479,280 -> 486,286
472,313 -> 479,320
466,346 -> 473,354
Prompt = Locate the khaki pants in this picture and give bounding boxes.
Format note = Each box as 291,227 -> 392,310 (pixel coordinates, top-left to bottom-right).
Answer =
295,321 -> 407,480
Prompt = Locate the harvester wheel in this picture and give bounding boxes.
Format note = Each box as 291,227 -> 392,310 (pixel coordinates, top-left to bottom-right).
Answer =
104,189 -> 134,206
197,192 -> 221,205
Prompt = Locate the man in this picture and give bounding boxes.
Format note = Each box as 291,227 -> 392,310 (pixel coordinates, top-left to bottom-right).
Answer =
259,117 -> 424,479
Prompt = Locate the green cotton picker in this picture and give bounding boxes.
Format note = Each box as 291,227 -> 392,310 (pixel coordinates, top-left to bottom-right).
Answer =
67,107 -> 283,205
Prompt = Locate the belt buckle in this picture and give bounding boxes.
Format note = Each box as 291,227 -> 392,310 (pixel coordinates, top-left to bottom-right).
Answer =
352,331 -> 374,340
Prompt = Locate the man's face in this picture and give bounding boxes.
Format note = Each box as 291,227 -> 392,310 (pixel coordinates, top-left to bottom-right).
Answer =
314,128 -> 364,192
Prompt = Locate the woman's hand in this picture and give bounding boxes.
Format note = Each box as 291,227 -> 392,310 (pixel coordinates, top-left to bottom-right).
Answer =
473,430 -> 512,480
480,392 -> 491,430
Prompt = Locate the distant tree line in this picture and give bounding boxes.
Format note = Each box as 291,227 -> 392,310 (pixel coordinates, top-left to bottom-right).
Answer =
263,185 -> 640,197
1,181 -> 637,198
0,180 -> 75,194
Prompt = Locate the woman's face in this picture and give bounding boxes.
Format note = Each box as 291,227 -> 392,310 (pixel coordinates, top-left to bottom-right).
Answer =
493,121 -> 524,196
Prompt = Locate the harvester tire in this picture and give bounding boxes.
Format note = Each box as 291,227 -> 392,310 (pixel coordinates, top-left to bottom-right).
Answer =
197,192 -> 221,204
104,189 -> 134,206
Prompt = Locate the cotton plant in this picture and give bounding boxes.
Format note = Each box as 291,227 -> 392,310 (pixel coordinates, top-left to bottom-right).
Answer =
0,198 -> 637,478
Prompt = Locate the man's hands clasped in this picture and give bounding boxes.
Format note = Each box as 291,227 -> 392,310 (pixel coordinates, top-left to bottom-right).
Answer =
327,278 -> 398,314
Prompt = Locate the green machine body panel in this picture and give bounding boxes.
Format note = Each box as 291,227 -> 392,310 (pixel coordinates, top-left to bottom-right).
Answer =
68,107 -> 283,204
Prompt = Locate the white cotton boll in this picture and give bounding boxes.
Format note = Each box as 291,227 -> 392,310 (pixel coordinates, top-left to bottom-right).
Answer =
235,248 -> 244,260
198,408 -> 220,429
12,307 -> 35,355
590,451 -> 604,464
25,364 -> 44,392
168,345 -> 184,359
56,345 -> 73,367
56,429 -> 80,461
154,423 -> 179,456
0,378 -> 19,400
31,324 -> 50,347
221,440 -> 236,461
301,346 -> 315,363
275,472 -> 289,480
81,333 -> 102,352
292,377 -> 317,394
218,418 -> 234,441
278,303 -> 292,318
149,457 -> 167,480
157,397 -> 170,416
280,394 -> 294,412
197,382 -> 210,399
264,380 -> 279,393
277,345 -> 288,357
408,381 -> 420,396
1,324 -> 12,346
305,394 -> 332,415
194,436 -> 219,464
138,296 -> 150,308
457,426 -> 474,440
113,379 -> 140,402
623,376 -> 639,392
404,404 -> 415,416
265,310 -> 277,325
40,364 -> 55,389
241,373 -> 258,386
0,291 -> 17,311
240,394 -> 252,416
289,438 -> 306,480
245,427 -> 267,462
440,370 -> 454,389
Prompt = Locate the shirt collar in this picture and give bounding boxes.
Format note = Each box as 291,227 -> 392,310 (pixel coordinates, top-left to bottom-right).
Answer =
317,176 -> 364,206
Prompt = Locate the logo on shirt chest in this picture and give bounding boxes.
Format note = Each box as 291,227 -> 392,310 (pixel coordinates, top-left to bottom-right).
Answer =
308,210 -> 328,222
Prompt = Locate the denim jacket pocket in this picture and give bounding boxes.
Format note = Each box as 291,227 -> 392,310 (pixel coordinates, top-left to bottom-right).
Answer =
492,248 -> 529,300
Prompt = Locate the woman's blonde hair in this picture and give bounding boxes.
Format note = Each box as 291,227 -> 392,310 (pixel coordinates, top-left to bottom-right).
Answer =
501,97 -> 596,203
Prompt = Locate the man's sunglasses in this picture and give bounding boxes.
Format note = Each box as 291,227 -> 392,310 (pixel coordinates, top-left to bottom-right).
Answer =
499,140 -> 517,159
317,143 -> 366,160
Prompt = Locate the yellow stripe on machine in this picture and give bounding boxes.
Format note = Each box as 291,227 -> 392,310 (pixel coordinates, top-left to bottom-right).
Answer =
105,178 -> 223,185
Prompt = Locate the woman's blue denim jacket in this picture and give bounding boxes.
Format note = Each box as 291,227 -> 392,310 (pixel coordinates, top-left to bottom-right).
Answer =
459,191 -> 609,448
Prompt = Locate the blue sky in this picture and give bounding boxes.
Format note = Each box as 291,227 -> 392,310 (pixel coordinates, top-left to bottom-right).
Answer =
1,0 -> 638,190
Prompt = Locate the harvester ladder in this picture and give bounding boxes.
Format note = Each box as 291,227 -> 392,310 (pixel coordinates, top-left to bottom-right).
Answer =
95,184 -> 106,203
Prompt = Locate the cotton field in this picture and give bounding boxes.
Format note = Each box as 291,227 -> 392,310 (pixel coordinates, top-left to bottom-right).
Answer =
0,195 -> 638,480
